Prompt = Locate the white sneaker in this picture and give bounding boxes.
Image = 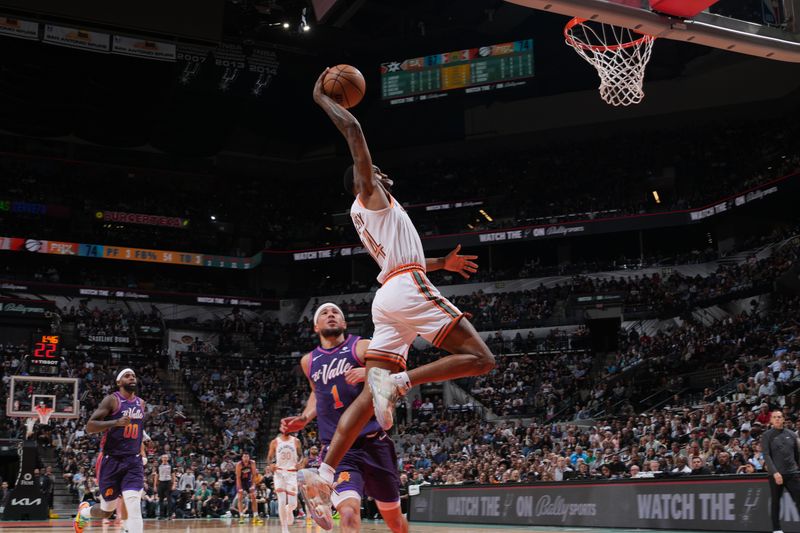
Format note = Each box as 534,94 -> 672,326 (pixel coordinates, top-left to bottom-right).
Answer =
367,367 -> 401,430
297,468 -> 333,531
773,530 -> 785,533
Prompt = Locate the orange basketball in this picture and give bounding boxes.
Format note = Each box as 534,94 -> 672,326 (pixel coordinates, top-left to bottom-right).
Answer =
322,64 -> 366,109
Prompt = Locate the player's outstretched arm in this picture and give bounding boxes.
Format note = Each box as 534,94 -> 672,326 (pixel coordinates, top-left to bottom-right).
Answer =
86,394 -> 129,434
312,68 -> 388,209
426,245 -> 479,279
281,353 -> 318,433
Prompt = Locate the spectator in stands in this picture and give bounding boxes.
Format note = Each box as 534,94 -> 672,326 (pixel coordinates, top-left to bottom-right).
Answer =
690,456 -> 711,475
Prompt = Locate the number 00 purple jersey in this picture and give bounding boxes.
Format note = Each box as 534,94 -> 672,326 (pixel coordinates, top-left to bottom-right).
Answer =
96,392 -> 145,502
308,334 -> 381,444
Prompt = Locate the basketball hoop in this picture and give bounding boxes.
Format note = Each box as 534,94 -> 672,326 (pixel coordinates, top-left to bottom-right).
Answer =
564,17 -> 655,107
35,404 -> 53,425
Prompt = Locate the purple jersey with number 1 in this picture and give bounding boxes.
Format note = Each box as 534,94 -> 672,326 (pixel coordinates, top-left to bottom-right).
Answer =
308,334 -> 400,504
96,392 -> 145,502
308,334 -> 381,444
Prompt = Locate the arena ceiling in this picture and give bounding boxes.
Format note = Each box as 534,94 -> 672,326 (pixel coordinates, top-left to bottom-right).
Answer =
0,0 -> 786,163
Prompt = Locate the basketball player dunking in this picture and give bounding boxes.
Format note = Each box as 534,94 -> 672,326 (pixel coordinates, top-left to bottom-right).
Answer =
267,431 -> 304,533
74,369 -> 145,533
286,303 -> 408,533
300,68 -> 496,527
236,452 -> 263,524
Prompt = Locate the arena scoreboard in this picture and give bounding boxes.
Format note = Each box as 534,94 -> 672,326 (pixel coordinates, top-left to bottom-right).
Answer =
380,39 -> 534,104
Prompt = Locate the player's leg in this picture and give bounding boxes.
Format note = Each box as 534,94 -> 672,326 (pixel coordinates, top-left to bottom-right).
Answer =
276,491 -> 290,533
75,456 -> 118,532
121,491 -> 143,533
362,434 -> 407,533
336,498 -> 361,533
403,272 -> 494,384
284,473 -> 298,525
321,357 -> 401,471
237,488 -> 246,523
117,455 -> 145,533
118,497 -> 128,532
376,501 -> 408,533
408,315 -> 495,384
330,456 -> 366,533
249,486 -> 263,524
286,490 -> 298,525
75,496 -> 117,533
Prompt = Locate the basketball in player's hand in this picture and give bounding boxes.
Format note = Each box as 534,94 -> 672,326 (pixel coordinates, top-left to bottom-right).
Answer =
322,65 -> 365,109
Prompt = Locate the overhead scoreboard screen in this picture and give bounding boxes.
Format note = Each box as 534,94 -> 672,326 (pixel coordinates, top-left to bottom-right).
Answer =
380,39 -> 534,105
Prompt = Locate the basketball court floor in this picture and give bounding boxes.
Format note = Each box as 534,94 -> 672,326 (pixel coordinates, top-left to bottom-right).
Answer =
0,518 -> 732,532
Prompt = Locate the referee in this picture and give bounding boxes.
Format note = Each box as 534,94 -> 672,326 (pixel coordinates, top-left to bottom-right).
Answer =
155,454 -> 173,519
762,410 -> 800,533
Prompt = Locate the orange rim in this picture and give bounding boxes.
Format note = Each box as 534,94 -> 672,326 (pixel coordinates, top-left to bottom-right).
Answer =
564,17 -> 653,51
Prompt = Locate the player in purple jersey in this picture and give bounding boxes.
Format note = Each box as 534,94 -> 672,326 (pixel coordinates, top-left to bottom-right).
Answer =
283,303 -> 408,533
74,369 -> 146,533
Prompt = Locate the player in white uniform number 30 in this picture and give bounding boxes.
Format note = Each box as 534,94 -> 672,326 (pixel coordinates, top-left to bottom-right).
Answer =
300,67 -> 497,529
268,432 -> 304,533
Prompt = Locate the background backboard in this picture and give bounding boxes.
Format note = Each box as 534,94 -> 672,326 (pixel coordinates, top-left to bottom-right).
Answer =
6,376 -> 80,419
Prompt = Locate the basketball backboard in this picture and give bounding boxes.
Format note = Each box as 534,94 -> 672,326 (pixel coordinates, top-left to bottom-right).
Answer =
6,376 -> 79,419
506,0 -> 800,62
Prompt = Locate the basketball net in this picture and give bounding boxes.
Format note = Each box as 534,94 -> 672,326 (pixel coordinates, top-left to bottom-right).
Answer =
35,404 -> 53,426
565,18 -> 655,107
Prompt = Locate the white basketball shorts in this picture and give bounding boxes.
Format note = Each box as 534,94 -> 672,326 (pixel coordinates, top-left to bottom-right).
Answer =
366,266 -> 463,369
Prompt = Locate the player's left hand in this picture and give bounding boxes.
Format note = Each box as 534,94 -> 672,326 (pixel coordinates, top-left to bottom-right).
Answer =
281,415 -> 308,433
345,367 -> 366,385
443,244 -> 478,279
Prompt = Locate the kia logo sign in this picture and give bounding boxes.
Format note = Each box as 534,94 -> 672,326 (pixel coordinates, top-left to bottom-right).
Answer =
11,498 -> 41,506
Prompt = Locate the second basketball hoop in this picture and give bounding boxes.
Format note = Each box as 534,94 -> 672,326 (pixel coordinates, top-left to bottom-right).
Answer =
564,17 -> 655,107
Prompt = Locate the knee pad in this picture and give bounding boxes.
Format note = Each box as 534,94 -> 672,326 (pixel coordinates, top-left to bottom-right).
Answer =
287,493 -> 297,510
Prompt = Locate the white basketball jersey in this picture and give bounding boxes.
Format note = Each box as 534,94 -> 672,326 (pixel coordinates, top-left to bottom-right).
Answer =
275,436 -> 298,470
350,194 -> 426,284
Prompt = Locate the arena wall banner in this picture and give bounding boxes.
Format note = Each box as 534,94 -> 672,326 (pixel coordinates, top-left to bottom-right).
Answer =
96,210 -> 187,228
410,476 -> 800,532
0,236 -> 262,270
84,334 -> 131,345
111,35 -> 176,62
43,24 -> 110,53
0,298 -> 54,318
0,17 -> 39,41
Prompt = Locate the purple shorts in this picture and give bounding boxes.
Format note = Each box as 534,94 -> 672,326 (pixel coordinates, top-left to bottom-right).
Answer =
97,453 -> 144,501
322,431 -> 400,504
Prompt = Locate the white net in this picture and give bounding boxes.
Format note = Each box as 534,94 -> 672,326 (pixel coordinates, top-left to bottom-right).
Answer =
35,405 -> 53,425
565,18 -> 655,107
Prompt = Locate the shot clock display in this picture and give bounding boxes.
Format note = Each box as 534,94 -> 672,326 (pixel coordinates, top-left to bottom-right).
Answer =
34,335 -> 60,359
25,334 -> 63,375
380,39 -> 534,105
